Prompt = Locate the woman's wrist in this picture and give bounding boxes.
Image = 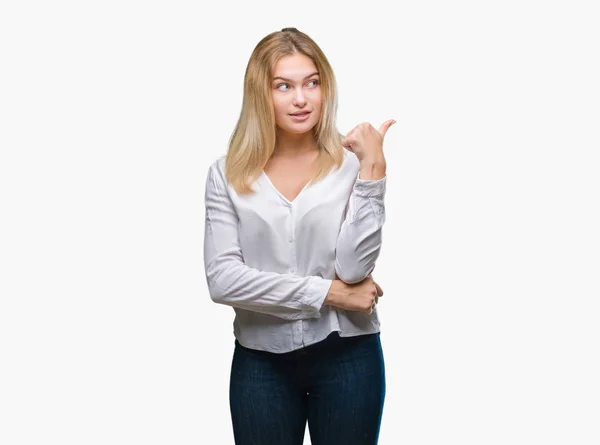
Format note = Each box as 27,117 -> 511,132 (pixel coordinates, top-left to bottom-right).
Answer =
359,158 -> 386,180
324,280 -> 346,307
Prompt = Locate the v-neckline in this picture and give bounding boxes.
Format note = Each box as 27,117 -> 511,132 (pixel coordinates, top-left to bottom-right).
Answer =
261,170 -> 312,205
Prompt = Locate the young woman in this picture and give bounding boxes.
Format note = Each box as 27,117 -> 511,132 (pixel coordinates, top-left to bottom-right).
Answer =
203,27 -> 395,445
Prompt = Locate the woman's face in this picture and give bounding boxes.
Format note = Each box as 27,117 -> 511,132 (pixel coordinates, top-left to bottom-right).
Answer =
271,54 -> 322,136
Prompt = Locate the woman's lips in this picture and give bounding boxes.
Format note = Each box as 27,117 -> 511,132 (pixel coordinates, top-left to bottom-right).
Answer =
290,111 -> 311,121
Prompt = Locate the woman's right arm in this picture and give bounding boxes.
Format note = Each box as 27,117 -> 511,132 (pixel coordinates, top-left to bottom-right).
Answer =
203,163 -> 334,321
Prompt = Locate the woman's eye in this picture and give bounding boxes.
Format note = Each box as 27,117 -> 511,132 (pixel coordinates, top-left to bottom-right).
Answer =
276,80 -> 319,91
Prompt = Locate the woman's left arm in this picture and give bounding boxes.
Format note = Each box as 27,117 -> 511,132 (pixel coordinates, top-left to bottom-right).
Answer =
334,120 -> 395,284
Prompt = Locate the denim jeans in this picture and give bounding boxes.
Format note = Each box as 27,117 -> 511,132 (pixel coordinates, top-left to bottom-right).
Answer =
229,330 -> 386,445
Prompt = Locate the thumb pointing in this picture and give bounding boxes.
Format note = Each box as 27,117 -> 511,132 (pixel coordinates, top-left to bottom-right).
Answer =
379,119 -> 396,138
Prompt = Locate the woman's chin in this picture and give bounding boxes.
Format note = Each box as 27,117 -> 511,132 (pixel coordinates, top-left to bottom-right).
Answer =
278,123 -> 315,134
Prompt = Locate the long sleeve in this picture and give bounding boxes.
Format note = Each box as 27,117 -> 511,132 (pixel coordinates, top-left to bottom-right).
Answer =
334,172 -> 387,284
203,163 -> 333,320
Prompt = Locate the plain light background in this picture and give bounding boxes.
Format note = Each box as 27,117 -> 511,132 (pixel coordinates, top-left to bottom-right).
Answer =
1,0 -> 599,444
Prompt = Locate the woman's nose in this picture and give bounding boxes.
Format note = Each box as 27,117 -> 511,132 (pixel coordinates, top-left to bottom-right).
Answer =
293,90 -> 306,106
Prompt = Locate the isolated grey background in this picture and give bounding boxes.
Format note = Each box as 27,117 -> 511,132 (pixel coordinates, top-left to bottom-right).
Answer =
1,0 -> 598,444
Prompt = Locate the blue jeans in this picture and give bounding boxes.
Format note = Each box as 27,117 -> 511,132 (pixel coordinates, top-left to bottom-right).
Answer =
229,331 -> 386,445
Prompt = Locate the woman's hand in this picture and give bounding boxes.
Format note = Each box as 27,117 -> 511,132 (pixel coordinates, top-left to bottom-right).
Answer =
341,120 -> 396,163
324,276 -> 384,315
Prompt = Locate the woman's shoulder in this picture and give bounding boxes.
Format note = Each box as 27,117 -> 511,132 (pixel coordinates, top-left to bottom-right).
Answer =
206,155 -> 227,180
204,155 -> 228,194
209,155 -> 227,172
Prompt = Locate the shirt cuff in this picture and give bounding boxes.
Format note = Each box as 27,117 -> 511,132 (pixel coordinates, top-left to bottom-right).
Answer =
302,277 -> 334,318
354,172 -> 386,198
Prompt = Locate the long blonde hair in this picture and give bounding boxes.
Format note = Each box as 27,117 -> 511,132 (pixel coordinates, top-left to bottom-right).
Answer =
224,27 -> 345,195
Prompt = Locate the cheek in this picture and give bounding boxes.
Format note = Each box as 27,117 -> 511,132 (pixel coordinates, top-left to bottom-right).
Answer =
312,97 -> 322,117
312,93 -> 322,110
272,101 -> 288,126
273,99 -> 286,115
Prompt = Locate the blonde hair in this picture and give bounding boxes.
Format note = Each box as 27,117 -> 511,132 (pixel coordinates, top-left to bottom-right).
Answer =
224,27 -> 345,195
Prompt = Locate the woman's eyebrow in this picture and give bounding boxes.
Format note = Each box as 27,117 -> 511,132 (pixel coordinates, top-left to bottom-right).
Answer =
273,72 -> 319,82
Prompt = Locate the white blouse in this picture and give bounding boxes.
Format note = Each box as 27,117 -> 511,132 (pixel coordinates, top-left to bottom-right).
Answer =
203,149 -> 387,353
